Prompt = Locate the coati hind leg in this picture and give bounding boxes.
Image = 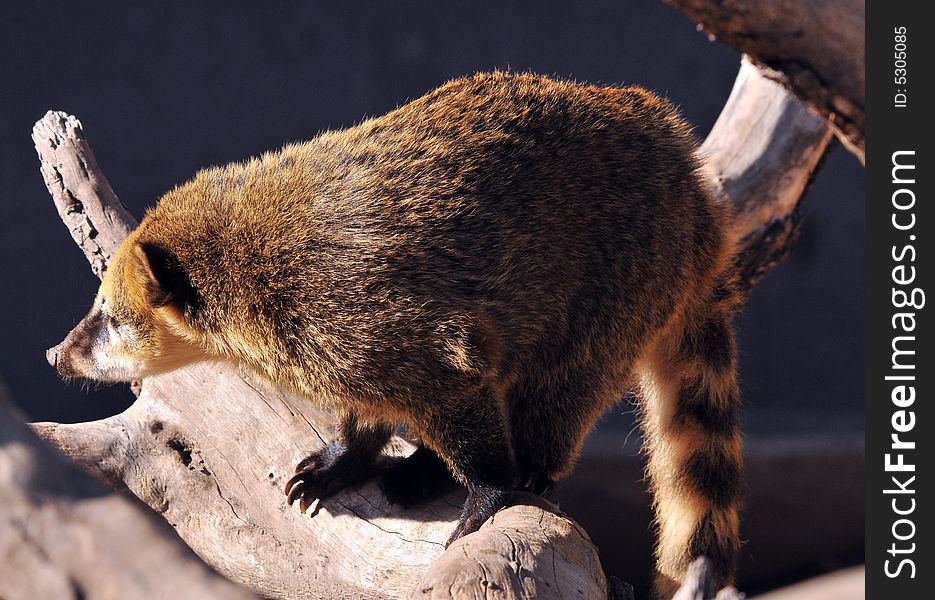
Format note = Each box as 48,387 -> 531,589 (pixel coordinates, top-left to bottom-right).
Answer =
285,411 -> 392,512
508,375 -> 612,496
420,382 -> 518,546
637,288 -> 742,599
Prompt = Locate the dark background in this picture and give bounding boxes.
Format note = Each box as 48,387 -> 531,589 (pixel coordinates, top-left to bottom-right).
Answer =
1,0 -> 864,592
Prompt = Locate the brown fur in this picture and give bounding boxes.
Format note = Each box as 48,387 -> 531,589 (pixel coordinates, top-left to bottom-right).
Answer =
50,71 -> 743,594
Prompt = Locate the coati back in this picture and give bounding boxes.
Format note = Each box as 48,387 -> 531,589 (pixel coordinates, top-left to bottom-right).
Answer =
48,71 -> 742,597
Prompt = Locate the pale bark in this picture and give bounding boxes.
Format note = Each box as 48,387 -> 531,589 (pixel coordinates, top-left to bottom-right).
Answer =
665,0 -> 864,162
752,567 -> 864,600
0,388 -> 256,600
20,55 -> 832,600
702,57 -> 833,291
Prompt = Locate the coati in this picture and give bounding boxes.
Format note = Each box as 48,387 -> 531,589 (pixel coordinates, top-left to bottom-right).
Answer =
48,71 -> 743,597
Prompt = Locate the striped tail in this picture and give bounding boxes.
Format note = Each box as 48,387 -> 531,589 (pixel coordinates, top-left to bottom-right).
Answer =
637,278 -> 743,598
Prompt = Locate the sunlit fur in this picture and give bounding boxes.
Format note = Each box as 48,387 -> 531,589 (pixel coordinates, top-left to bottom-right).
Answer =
49,71 -> 743,595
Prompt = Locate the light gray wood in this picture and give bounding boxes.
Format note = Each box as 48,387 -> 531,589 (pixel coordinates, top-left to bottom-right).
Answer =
0,387 -> 256,600
31,355 -> 609,599
24,53 -> 833,599
664,0 -> 864,162
751,567 -> 863,600
32,112 -> 135,278
701,57 -> 833,291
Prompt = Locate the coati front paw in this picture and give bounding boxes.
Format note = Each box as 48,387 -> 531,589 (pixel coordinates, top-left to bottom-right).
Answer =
284,442 -> 375,512
381,446 -> 456,507
446,485 -> 510,547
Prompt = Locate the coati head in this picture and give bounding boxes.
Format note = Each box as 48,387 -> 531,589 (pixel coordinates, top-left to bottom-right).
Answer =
47,237 -> 207,382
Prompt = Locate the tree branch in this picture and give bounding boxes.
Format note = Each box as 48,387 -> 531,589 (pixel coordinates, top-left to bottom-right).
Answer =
0,388 -> 256,600
665,0 -> 864,163
32,112 -> 135,278
703,57 -> 833,292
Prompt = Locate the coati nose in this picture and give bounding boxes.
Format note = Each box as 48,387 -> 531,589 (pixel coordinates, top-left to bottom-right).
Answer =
46,343 -> 63,369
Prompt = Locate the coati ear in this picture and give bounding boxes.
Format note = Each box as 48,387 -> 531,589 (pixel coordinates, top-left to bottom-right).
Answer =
134,242 -> 197,311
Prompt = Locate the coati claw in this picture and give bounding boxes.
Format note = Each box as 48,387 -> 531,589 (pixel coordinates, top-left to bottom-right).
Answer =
298,496 -> 314,515
445,522 -> 467,548
284,442 -> 375,511
285,471 -> 316,505
444,485 -> 510,547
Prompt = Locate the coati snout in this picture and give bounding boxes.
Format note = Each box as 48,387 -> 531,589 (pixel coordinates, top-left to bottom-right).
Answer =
46,305 -> 114,380
49,242 -> 208,382
49,71 -> 743,597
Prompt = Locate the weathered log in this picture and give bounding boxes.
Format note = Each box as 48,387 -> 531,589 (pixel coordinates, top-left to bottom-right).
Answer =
26,56 -> 832,599
752,566 -> 863,600
32,113 -> 135,278
0,383 -> 256,600
32,363 -> 609,599
703,57 -> 833,292
664,0 -> 864,162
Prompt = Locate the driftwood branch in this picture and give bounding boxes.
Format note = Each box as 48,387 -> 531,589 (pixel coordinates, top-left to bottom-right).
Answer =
0,388 -> 256,600
31,373 -> 605,600
665,0 -> 864,163
33,113 -> 135,278
703,57 -> 833,292
753,566 -> 863,600
21,56 -> 831,600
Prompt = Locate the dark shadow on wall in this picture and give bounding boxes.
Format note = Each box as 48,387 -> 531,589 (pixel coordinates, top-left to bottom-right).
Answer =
3,0 -> 749,423
1,1 -> 862,429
